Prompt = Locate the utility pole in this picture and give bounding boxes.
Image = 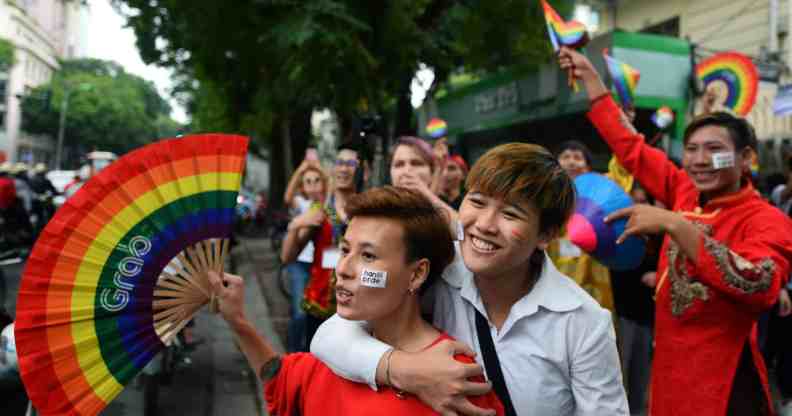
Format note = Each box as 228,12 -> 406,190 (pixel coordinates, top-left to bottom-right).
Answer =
54,82 -> 92,170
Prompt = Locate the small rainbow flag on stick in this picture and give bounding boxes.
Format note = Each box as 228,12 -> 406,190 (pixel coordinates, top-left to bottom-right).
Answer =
651,106 -> 675,129
426,118 -> 448,139
541,0 -> 589,91
603,49 -> 640,108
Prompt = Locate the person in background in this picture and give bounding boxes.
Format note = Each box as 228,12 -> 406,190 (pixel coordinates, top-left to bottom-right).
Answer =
281,154 -> 328,352
311,143 -> 628,416
11,163 -> 32,215
29,163 -> 58,236
390,136 -> 458,227
609,184 -> 660,415
547,140 -> 616,313
281,141 -> 366,346
439,154 -> 468,210
211,186 -> 504,415
561,45 -> 792,416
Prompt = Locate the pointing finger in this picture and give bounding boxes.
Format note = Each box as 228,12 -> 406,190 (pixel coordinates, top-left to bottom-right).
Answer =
605,206 -> 634,223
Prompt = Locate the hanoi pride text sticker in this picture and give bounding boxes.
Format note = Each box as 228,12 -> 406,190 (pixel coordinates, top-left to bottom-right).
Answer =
712,152 -> 735,169
360,268 -> 387,288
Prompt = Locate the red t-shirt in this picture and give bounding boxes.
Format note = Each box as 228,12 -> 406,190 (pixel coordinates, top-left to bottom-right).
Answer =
264,333 -> 504,415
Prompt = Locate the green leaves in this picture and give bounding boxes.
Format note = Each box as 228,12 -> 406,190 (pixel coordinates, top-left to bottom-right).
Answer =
0,38 -> 15,72
20,58 -> 182,162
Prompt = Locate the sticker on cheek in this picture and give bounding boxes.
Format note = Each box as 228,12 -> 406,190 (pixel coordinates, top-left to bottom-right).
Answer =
360,268 -> 388,288
712,152 -> 735,169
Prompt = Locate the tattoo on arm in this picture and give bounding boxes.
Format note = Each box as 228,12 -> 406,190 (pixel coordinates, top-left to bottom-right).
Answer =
259,355 -> 282,382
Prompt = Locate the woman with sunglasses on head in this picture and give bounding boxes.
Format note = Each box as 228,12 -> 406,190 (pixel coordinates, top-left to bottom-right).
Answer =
213,186 -> 504,415
281,154 -> 328,352
281,142 -> 366,347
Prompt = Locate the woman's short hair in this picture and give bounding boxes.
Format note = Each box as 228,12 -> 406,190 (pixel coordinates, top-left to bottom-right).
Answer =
346,186 -> 454,293
389,136 -> 435,173
684,111 -> 758,151
466,143 -> 575,239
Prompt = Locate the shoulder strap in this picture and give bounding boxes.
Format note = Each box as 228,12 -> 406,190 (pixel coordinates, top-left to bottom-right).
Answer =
475,309 -> 518,416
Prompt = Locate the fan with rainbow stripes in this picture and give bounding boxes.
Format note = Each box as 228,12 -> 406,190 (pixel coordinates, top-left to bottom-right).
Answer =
14,134 -> 248,415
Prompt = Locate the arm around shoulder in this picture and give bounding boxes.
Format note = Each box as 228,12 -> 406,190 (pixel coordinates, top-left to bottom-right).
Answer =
309,313 -> 391,390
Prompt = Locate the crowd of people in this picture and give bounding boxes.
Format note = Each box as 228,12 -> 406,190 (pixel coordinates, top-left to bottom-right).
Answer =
206,47 -> 792,416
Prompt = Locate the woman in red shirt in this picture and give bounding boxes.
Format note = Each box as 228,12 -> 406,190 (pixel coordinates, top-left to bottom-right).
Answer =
209,186 -> 504,415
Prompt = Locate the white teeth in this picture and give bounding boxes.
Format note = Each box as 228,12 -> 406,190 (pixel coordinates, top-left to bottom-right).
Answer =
471,236 -> 496,252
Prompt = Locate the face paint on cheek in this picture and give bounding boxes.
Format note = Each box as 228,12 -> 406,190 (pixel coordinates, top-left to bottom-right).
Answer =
712,152 -> 735,169
360,268 -> 388,288
511,228 -> 528,242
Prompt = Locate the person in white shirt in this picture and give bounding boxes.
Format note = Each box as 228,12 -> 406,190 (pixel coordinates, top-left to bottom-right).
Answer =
282,157 -> 328,352
311,143 -> 628,416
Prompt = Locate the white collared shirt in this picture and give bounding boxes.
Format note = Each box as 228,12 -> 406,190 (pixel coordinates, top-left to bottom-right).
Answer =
311,244 -> 628,416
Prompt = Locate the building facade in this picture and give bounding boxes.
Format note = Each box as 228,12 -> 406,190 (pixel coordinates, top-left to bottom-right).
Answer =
588,0 -> 792,173
0,0 -> 86,165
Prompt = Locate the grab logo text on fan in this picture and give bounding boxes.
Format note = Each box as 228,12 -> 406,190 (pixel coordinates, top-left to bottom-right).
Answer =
100,235 -> 152,312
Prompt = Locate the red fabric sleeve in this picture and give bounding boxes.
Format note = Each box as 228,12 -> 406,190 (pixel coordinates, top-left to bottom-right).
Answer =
264,353 -> 320,416
453,354 -> 506,416
688,210 -> 792,312
587,94 -> 688,208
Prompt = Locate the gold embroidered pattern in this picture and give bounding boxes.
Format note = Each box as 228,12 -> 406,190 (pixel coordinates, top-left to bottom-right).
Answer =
702,237 -> 775,294
667,222 -> 713,316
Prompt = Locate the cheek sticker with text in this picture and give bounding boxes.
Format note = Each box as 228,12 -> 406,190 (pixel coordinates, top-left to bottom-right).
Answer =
712,152 -> 735,169
360,268 -> 388,288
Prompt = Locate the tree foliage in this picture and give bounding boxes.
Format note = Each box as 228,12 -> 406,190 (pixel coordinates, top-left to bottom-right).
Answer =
0,38 -> 14,72
20,58 -> 181,162
112,0 -> 563,201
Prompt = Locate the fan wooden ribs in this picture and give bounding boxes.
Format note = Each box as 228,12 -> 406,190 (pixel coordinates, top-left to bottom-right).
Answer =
153,238 -> 228,344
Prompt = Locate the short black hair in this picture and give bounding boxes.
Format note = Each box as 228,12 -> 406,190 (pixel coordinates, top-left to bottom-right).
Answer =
684,112 -> 757,151
556,140 -> 593,168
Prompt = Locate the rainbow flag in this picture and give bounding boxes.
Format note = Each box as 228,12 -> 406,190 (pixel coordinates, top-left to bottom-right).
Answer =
603,49 -> 640,108
541,0 -> 588,51
696,52 -> 758,116
652,106 -> 674,129
426,118 -> 448,139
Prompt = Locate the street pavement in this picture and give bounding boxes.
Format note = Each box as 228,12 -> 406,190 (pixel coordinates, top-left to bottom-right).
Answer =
0,235 -> 289,416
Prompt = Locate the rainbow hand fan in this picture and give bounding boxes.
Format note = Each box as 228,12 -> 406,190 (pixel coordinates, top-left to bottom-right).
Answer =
568,173 -> 645,271
696,51 -> 758,116
14,134 -> 248,415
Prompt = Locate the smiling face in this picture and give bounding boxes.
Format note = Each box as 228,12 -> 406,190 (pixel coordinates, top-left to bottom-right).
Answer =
683,125 -> 748,199
334,149 -> 359,191
558,149 -> 590,179
334,217 -> 426,321
458,192 -> 550,280
390,144 -> 433,188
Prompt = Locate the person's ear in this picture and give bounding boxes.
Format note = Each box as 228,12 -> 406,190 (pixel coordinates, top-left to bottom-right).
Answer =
409,258 -> 430,293
738,147 -> 753,173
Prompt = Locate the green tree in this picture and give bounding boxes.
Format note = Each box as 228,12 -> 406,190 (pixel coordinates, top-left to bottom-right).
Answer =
20,58 -> 181,165
112,0 -> 562,204
0,38 -> 14,71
